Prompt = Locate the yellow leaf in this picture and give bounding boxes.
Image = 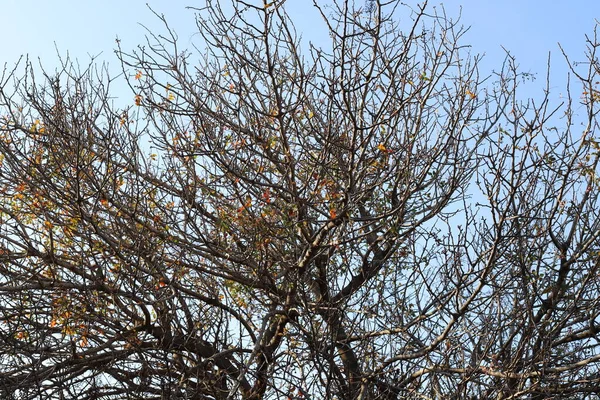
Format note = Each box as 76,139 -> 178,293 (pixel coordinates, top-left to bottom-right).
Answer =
264,2 -> 273,8
62,325 -> 76,336
377,143 -> 387,152
168,92 -> 175,101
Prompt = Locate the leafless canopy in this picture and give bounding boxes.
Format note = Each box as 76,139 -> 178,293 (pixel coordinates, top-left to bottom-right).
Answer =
1,0 -> 600,399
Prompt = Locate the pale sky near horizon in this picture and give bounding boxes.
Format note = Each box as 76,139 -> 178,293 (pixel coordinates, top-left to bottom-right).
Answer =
1,1 -> 599,101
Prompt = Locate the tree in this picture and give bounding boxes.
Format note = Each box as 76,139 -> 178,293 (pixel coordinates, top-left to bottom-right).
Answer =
0,0 -> 599,398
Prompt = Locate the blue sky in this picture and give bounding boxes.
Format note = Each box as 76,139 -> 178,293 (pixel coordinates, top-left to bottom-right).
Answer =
443,1 -> 598,84
1,1 -> 598,100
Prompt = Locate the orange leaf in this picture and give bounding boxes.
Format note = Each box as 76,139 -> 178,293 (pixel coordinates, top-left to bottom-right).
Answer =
330,209 -> 337,219
377,143 -> 387,152
237,196 -> 252,213
262,189 -> 271,204
134,70 -> 142,80
134,95 -> 142,106
156,279 -> 167,289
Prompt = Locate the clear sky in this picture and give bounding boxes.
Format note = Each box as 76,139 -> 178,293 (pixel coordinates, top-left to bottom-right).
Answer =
1,1 -> 598,100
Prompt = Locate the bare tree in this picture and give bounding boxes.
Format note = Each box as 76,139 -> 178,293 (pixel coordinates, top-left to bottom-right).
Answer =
0,0 -> 599,399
